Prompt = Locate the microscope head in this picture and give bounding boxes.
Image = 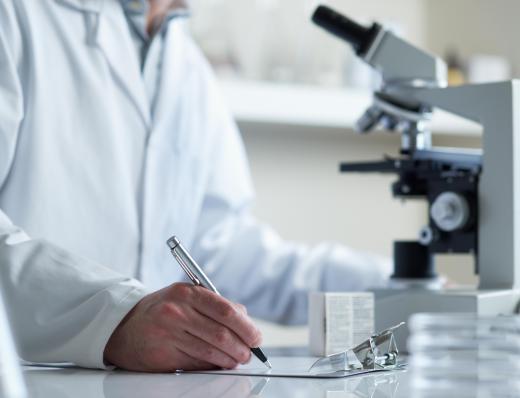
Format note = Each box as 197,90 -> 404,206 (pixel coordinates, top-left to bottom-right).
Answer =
313,5 -> 448,154
312,5 -> 447,89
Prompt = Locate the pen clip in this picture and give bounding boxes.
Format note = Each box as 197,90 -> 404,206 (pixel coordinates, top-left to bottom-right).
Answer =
172,250 -> 202,286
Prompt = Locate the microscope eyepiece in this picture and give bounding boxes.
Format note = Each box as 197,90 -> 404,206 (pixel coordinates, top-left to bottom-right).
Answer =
312,5 -> 381,56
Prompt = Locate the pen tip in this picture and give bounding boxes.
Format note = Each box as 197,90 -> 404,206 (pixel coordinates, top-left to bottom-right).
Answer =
265,360 -> 272,369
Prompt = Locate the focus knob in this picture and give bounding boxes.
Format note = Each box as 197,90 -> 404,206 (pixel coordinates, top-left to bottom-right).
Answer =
430,192 -> 470,232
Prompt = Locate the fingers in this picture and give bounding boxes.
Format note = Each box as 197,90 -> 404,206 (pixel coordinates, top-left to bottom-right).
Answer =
105,284 -> 257,373
188,287 -> 262,348
234,302 -> 248,316
175,331 -> 240,369
174,307 -> 252,365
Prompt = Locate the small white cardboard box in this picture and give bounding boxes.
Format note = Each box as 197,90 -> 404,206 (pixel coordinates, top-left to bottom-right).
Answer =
309,292 -> 374,356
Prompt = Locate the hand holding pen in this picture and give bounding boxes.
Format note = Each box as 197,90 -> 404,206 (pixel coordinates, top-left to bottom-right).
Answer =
104,247 -> 265,372
167,236 -> 272,369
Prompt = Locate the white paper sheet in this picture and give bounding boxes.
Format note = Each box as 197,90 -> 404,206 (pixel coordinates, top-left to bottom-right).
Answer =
178,356 -> 388,379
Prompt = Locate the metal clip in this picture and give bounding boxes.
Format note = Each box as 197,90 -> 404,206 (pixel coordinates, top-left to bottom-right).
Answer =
309,322 -> 405,374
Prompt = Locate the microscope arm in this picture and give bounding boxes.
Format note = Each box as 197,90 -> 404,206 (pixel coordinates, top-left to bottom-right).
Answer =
411,81 -> 520,289
387,82 -> 515,124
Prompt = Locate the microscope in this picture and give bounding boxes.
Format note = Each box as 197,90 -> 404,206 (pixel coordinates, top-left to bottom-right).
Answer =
312,5 -> 520,350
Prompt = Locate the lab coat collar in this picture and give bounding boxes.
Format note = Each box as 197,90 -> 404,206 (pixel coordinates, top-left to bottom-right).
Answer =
120,0 -> 189,13
55,0 -> 189,14
53,0 -> 191,129
54,0 -> 103,13
55,0 -> 152,128
96,11 -> 152,127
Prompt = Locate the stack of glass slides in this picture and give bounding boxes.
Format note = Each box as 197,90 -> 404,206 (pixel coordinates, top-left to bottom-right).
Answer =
408,313 -> 520,398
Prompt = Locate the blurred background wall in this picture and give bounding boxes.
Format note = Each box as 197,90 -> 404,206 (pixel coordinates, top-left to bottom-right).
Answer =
186,0 -> 514,346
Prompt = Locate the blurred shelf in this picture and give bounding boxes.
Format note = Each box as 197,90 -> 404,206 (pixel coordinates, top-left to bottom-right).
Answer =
219,79 -> 482,136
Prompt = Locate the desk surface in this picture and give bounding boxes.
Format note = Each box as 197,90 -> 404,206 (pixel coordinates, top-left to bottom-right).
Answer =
23,361 -> 412,398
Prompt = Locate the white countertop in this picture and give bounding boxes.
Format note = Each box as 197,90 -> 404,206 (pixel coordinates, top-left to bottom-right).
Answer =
23,359 -> 412,398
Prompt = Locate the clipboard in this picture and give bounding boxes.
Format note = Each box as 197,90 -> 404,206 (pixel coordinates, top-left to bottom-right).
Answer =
177,356 -> 390,379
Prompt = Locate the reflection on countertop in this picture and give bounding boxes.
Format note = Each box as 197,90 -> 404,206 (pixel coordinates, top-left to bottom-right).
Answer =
24,361 -> 409,398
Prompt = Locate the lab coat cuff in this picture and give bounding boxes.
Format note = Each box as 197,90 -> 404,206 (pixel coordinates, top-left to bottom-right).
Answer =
86,286 -> 148,370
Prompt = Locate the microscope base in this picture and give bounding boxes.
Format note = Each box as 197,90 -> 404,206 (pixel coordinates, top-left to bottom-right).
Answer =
373,288 -> 520,352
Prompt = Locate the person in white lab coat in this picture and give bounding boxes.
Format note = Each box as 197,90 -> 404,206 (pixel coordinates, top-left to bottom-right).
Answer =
0,0 -> 390,372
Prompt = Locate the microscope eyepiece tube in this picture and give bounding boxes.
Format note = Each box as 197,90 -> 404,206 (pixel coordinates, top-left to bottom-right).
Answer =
312,5 -> 382,56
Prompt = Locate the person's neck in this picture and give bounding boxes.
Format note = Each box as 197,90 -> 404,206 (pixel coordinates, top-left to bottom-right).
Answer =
146,0 -> 186,36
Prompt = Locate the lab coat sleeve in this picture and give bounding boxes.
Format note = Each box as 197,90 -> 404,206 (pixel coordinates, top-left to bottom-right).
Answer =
0,1 -> 148,369
188,42 -> 391,326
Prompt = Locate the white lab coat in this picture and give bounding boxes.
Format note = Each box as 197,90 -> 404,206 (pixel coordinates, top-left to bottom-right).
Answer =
0,0 -> 390,369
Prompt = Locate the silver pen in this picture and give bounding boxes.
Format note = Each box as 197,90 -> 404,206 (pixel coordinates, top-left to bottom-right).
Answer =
167,236 -> 272,369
